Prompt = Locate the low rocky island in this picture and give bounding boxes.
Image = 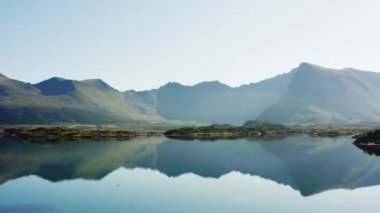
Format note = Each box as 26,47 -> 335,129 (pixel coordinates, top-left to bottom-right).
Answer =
354,130 -> 380,145
164,121 -> 364,140
353,130 -> 380,155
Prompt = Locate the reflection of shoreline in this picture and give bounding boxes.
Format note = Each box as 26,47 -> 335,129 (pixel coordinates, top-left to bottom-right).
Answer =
355,144 -> 380,156
1,136 -> 380,197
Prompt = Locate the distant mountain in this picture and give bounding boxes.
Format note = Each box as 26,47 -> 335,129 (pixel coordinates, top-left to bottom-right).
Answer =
258,63 -> 380,124
1,62 -> 380,125
128,71 -> 295,124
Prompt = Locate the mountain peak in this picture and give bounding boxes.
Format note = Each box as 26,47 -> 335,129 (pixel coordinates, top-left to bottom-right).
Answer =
297,63 -> 339,75
80,79 -> 116,91
37,76 -> 73,85
161,80 -> 230,89
81,78 -> 106,85
0,73 -> 7,79
298,62 -> 324,70
194,80 -> 231,90
160,82 -> 184,89
48,77 -> 68,82
195,80 -> 223,85
34,77 -> 76,96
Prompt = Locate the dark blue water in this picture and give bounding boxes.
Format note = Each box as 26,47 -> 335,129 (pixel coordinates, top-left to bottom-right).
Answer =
0,136 -> 379,212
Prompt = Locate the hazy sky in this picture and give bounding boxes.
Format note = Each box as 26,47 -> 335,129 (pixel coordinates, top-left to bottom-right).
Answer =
1,0 -> 380,91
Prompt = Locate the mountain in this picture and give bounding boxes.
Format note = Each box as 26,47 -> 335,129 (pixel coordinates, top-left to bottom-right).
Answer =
0,76 -> 162,124
258,63 -> 380,124
1,62 -> 380,125
127,72 -> 295,124
0,69 -> 296,124
34,77 -> 161,121
0,74 -> 40,96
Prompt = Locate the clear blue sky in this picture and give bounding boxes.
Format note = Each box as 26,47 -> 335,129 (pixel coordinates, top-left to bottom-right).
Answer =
1,0 -> 380,91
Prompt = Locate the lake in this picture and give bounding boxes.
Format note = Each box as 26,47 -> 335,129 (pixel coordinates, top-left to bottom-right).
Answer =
0,136 -> 379,212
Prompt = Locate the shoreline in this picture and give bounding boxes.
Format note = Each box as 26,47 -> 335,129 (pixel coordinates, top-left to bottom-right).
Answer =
0,124 -> 372,142
163,124 -> 369,140
0,126 -> 163,142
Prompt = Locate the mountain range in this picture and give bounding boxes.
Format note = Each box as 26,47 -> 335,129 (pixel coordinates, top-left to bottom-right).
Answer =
1,62 -> 380,125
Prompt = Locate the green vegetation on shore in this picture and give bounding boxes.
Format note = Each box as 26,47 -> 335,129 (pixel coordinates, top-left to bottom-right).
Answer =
0,121 -> 375,142
0,126 -> 161,142
164,121 -> 369,140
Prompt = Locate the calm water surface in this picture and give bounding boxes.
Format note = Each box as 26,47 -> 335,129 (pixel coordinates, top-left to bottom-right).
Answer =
0,136 -> 379,212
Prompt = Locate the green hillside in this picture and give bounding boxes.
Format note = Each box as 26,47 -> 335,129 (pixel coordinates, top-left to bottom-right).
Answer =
0,75 -> 162,124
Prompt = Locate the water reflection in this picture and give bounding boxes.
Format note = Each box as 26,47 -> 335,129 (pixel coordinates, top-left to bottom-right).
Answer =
1,136 -> 379,196
354,143 -> 380,156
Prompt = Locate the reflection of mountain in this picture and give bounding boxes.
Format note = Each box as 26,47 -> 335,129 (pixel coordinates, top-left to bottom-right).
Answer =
0,137 -> 164,184
258,137 -> 380,196
1,136 -> 380,196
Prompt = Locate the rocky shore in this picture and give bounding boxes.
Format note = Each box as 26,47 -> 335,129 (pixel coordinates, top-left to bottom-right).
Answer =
354,130 -> 380,145
164,123 -> 364,140
0,122 -> 372,142
353,130 -> 380,156
0,127 -> 162,142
